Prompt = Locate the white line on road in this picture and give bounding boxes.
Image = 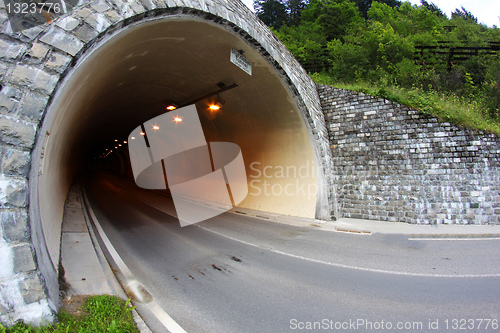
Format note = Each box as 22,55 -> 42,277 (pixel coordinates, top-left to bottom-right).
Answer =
196,226 -> 500,279
409,237 -> 500,241
106,179 -> 500,279
82,187 -> 188,333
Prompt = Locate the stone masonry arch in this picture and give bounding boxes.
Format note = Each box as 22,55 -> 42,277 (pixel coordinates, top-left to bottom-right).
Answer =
0,0 -> 334,324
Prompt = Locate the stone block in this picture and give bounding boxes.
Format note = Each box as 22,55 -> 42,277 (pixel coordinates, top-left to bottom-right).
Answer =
85,13 -> 111,33
117,4 -> 136,18
0,280 -> 14,315
0,61 -> 8,78
0,39 -> 26,59
56,16 -> 81,31
104,10 -> 123,23
45,52 -> 71,73
0,11 -> 8,26
75,8 -> 93,19
139,0 -> 156,10
91,1 -> 111,13
74,24 -> 98,43
40,27 -> 84,56
20,274 -> 45,304
129,1 -> 146,14
0,86 -> 22,113
26,43 -> 49,61
0,302 -> 10,315
0,176 -> 28,208
0,116 -> 36,148
1,210 -> 29,242
19,25 -> 44,42
10,65 -> 59,94
12,243 -> 36,273
1,148 -> 31,177
19,92 -> 49,121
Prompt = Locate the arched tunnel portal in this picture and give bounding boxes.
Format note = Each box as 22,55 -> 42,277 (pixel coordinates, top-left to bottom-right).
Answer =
0,1 -> 335,323
36,15 -> 327,267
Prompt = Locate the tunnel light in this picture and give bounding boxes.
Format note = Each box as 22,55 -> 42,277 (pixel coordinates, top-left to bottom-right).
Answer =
209,94 -> 225,111
124,141 -> 127,144
152,124 -> 160,131
166,104 -> 178,111
140,132 -> 145,136
115,146 -> 118,149
131,136 -> 135,140
118,144 -> 122,147
115,139 -> 118,142
209,104 -> 221,111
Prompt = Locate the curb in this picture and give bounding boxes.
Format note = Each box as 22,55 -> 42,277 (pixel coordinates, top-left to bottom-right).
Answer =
80,184 -> 153,333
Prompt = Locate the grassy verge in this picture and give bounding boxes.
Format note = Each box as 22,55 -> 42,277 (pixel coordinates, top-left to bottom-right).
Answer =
0,295 -> 139,333
312,73 -> 500,135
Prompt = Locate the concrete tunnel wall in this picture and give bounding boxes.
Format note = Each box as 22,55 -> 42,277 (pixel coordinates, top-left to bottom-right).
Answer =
0,0 -> 334,324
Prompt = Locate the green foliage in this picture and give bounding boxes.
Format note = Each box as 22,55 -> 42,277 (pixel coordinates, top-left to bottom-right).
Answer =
354,0 -> 401,19
254,0 -> 308,28
482,80 -> 500,119
266,0 -> 500,132
313,78 -> 500,134
2,296 -> 138,333
254,0 -> 288,28
302,0 -> 363,41
451,6 -> 477,23
420,0 -> 445,18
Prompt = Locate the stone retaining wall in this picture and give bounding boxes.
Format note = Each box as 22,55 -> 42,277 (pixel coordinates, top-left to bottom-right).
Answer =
318,84 -> 500,224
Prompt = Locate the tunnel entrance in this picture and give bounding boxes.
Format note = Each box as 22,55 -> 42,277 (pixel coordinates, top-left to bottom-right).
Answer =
30,14 -> 324,274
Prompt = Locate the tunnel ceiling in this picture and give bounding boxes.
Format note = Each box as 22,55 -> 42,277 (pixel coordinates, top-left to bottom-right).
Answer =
62,18 -> 304,158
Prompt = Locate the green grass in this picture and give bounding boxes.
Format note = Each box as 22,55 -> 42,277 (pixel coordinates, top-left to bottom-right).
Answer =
311,73 -> 500,135
0,296 -> 139,333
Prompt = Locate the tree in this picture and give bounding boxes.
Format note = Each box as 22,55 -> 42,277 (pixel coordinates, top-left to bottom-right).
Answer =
254,0 -> 289,28
320,2 -> 362,41
451,6 -> 477,23
286,0 -> 308,26
420,0 -> 445,18
354,0 -> 401,19
275,20 -> 329,72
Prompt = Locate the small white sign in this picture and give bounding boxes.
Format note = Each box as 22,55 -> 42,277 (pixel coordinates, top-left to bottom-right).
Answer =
230,48 -> 252,76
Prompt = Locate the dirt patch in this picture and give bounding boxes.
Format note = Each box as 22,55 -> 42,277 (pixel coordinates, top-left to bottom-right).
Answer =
60,295 -> 90,317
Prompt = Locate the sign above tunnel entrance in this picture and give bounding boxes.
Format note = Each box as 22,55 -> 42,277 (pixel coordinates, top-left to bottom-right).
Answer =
230,48 -> 252,76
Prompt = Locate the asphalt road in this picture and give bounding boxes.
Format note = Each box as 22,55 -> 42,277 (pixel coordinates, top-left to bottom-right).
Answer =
84,173 -> 500,333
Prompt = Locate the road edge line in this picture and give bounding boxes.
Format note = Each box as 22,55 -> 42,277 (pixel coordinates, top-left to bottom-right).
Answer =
81,183 -> 188,333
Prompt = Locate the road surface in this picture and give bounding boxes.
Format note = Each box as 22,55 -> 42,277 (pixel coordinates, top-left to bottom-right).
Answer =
84,173 -> 500,332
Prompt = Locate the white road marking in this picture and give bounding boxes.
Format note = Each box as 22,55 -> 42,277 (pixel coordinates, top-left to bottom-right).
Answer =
104,179 -> 500,280
82,187 -> 188,333
409,237 -> 500,241
197,226 -> 500,279
82,189 -> 134,279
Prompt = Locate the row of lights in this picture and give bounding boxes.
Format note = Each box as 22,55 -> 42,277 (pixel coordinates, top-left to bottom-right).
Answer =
95,139 -> 128,159
96,99 -> 224,160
